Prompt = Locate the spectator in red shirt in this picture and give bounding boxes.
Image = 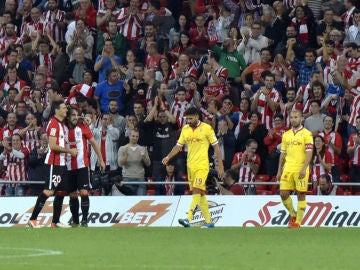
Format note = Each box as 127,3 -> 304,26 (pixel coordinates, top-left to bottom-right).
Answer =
264,114 -> 287,178
189,14 -> 209,49
347,116 -> 360,193
73,0 -> 97,30
145,42 -> 164,70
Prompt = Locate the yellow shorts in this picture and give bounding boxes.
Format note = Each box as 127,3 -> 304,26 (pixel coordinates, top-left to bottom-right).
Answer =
280,169 -> 309,192
187,167 -> 209,192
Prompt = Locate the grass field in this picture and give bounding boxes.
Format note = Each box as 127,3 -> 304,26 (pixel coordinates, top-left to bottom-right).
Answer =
0,227 -> 357,270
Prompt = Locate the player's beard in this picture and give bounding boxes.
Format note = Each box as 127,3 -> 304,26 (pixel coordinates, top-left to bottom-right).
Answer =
291,121 -> 301,129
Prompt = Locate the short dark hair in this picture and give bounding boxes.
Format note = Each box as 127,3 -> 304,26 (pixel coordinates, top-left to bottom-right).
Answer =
311,99 -> 321,107
209,51 -> 220,63
150,0 -> 161,10
249,111 -> 261,120
184,107 -> 200,116
260,47 -> 271,55
325,40 -> 335,47
106,67 -> 118,79
286,87 -> 296,94
264,73 -> 275,81
175,86 -> 186,94
305,48 -> 317,58
320,174 -> 331,183
51,100 -> 64,116
246,138 -> 258,147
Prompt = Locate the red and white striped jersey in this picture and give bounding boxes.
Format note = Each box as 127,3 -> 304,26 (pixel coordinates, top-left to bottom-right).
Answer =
283,102 -> 303,128
232,152 -> 261,186
199,105 -> 214,122
317,54 -> 339,85
66,84 -> 94,106
117,8 -> 144,40
97,8 -> 121,32
43,9 -> 66,42
342,7 -> 355,30
20,20 -> 46,37
45,117 -> 67,166
348,95 -> 360,127
0,79 -> 27,94
318,130 -> 342,165
255,88 -> 281,129
4,147 -> 29,182
0,26 -> 18,39
169,64 -> 198,83
310,149 -> 332,182
0,126 -> 22,142
348,57 -> 360,72
67,123 -> 93,170
297,84 -> 311,106
98,0 -> 105,9
35,53 -> 54,74
234,111 -> 250,138
23,128 -> 43,152
2,102 -> 17,113
170,100 -> 190,127
303,97 -> 324,115
0,36 -> 22,51
207,66 -> 228,85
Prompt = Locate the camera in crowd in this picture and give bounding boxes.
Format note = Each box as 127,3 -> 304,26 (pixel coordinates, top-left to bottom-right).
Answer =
206,169 -> 219,195
90,171 -> 122,195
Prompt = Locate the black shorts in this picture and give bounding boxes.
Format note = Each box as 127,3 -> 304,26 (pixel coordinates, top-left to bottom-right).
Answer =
44,164 -> 69,191
68,167 -> 91,192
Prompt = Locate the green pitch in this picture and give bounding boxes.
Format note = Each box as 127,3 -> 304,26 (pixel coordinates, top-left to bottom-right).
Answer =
0,227 -> 357,270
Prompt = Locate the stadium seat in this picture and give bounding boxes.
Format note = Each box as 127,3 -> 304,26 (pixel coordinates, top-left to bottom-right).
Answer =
180,173 -> 188,181
354,192 -> 360,196
146,177 -> 155,195
254,174 -> 270,191
269,176 -> 279,195
343,190 -> 353,196
340,174 -> 350,182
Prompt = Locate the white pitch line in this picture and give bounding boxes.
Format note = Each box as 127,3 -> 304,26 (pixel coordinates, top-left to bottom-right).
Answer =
0,247 -> 63,258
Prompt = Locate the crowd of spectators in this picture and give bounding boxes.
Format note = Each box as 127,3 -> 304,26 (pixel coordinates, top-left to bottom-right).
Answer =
0,0 -> 360,197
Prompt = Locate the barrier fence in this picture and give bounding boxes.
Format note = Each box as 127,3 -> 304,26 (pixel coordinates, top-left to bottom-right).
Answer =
1,180 -> 360,186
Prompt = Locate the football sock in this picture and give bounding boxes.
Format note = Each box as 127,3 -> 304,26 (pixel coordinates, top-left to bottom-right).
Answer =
30,192 -> 48,220
69,197 -> 80,224
296,200 -> 307,225
52,195 -> 64,224
282,196 -> 296,217
81,195 -> 90,223
187,193 -> 201,221
199,195 -> 212,224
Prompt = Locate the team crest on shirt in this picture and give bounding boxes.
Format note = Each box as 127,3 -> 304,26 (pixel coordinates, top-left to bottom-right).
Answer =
50,128 -> 56,136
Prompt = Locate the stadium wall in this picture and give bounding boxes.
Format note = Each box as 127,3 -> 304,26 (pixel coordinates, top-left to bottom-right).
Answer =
0,196 -> 360,227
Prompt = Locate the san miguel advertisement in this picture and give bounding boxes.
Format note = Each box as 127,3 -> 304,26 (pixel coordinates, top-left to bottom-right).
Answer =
0,196 -> 360,227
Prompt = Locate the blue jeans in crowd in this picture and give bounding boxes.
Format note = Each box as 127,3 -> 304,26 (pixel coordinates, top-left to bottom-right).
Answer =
122,177 -> 147,196
5,185 -> 28,197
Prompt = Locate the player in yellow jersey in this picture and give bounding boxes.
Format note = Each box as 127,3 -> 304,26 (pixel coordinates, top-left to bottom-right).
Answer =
162,107 -> 224,228
276,110 -> 313,228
